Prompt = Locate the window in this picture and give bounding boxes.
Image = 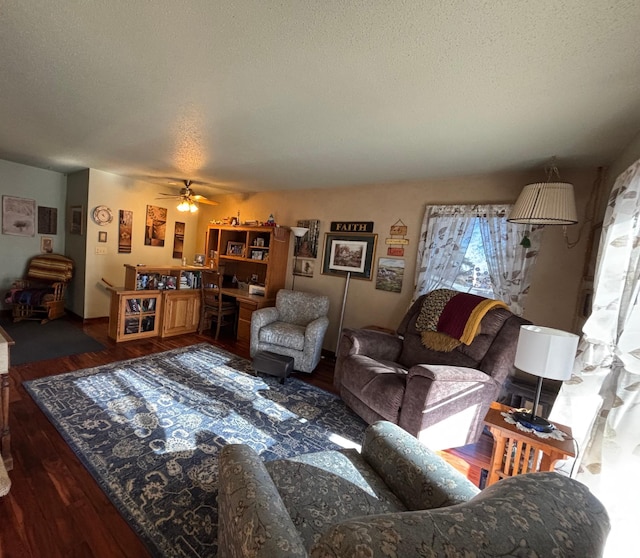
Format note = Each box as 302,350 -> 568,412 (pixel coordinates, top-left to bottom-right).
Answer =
451,218 -> 495,298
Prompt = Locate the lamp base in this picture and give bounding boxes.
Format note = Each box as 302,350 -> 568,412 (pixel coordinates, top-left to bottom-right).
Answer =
511,410 -> 555,433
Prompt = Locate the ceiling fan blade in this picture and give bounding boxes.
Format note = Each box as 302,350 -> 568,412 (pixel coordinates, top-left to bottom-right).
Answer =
197,198 -> 219,206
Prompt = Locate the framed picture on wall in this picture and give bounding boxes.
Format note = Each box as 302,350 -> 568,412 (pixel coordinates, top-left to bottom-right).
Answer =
2,196 -> 36,236
69,205 -> 84,235
321,232 -> 377,280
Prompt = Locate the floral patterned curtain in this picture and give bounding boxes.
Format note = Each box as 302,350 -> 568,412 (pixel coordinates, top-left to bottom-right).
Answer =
550,160 -> 640,557
414,204 -> 541,315
477,204 -> 543,315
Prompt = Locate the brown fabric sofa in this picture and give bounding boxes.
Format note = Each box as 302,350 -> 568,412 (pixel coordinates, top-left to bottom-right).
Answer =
334,293 -> 530,449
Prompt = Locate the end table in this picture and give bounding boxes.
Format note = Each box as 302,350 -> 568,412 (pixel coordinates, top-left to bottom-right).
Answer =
484,402 -> 575,487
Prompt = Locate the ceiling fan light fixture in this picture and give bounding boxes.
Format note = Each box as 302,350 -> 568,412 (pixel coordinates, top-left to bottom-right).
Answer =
177,200 -> 190,212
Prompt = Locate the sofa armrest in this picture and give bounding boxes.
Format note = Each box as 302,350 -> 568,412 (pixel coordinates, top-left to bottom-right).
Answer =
338,328 -> 403,362
360,421 -> 478,511
218,444 -> 308,558
310,473 -> 610,558
399,365 -> 500,450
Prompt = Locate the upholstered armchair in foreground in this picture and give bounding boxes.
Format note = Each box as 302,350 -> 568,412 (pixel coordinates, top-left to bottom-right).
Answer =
250,289 -> 329,373
217,420 -> 610,558
334,290 -> 530,449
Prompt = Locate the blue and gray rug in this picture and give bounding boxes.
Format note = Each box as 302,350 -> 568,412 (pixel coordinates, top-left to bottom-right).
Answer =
24,343 -> 367,557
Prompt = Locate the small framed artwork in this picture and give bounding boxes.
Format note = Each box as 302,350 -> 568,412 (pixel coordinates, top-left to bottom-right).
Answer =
321,232 -> 377,280
194,254 -> 206,266
98,231 -> 108,243
37,206 -> 58,234
251,250 -> 263,260
69,205 -> 84,235
226,241 -> 245,256
3,196 -> 36,236
40,236 -> 54,254
294,257 -> 315,277
375,258 -> 405,293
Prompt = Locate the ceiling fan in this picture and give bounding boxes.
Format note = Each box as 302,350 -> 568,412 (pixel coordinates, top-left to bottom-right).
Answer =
156,180 -> 219,212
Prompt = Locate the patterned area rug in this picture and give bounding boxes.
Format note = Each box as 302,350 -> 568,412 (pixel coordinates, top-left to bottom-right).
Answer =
24,343 -> 367,557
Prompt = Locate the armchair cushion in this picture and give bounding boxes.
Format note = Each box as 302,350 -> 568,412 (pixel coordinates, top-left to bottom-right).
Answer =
260,322 -> 306,351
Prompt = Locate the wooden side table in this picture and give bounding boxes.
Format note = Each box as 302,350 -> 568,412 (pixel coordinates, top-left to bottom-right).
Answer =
0,326 -> 14,471
484,402 -> 575,487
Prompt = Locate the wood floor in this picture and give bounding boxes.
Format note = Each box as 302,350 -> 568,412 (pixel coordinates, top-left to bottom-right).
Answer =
0,317 -> 337,558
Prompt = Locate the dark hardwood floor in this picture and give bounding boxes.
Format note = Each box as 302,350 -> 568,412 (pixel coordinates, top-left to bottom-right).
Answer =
0,317 -> 337,558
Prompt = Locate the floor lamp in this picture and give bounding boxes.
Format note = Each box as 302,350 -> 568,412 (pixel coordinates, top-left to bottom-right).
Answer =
290,227 -> 309,290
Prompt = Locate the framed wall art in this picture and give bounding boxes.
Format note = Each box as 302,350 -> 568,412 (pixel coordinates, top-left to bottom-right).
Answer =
37,206 -> 58,234
98,231 -> 108,243
119,209 -> 133,253
321,232 -> 377,280
375,257 -> 405,293
145,205 -> 167,246
173,221 -> 185,259
69,205 -> 84,235
2,195 -> 36,236
40,236 -> 54,253
296,219 -> 320,258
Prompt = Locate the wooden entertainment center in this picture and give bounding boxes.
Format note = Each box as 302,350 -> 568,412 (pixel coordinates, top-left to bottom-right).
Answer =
108,225 -> 290,342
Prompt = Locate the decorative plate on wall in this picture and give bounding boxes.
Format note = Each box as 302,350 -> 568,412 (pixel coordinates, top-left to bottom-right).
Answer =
92,205 -> 113,225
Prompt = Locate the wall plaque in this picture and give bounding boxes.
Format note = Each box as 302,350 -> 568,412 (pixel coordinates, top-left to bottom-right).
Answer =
330,221 -> 374,233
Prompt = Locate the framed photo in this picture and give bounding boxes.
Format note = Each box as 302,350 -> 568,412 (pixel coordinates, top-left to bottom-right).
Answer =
2,195 -> 36,236
119,209 -> 133,253
38,206 -> 58,234
40,236 -> 54,253
226,241 -> 245,256
194,254 -> 205,265
375,258 -> 405,293
251,250 -> 263,260
293,257 -> 315,277
69,205 -> 84,235
322,232 -> 377,280
296,219 -> 320,258
145,204 -> 167,246
98,231 -> 107,243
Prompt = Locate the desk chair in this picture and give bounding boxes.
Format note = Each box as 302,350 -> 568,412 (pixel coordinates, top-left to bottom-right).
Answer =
198,270 -> 238,339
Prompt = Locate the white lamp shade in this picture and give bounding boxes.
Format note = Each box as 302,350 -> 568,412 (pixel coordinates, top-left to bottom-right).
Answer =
508,182 -> 578,225
290,226 -> 309,238
514,325 -> 579,381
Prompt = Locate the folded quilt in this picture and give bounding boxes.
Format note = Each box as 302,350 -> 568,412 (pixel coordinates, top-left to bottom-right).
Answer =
415,289 -> 508,351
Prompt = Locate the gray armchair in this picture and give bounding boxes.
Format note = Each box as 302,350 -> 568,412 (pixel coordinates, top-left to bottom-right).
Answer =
217,421 -> 610,558
250,289 -> 330,373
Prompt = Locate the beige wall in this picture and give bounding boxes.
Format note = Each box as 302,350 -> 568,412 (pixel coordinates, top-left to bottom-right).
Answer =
82,170 -> 200,318
195,167 -> 599,350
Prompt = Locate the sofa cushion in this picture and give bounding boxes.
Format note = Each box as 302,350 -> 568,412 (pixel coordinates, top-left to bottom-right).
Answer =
265,448 -> 406,548
339,355 -> 407,423
259,322 -> 306,351
397,295 -> 513,369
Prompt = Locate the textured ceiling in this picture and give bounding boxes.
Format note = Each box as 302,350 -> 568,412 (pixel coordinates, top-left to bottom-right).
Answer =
1,1 -> 640,195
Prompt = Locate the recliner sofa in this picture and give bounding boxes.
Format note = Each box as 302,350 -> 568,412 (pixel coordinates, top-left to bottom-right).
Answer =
334,292 -> 530,449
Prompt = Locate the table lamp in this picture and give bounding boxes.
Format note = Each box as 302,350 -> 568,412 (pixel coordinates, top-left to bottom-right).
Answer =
512,325 -> 579,433
290,226 -> 309,290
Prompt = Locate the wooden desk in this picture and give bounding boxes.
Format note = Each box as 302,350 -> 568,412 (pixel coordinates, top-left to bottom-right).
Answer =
0,326 -> 15,470
219,288 -> 274,342
484,402 -> 575,486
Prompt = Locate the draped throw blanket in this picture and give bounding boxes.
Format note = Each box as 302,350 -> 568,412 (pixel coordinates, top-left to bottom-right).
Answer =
415,289 -> 508,351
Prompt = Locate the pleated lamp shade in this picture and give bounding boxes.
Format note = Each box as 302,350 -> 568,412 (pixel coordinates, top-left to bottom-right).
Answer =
508,182 -> 578,225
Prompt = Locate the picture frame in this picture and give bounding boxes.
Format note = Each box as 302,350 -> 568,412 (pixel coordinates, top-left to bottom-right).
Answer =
296,219 -> 320,258
194,254 -> 206,266
251,250 -> 263,260
375,257 -> 405,293
37,206 -> 58,234
226,241 -> 245,256
69,205 -> 84,235
40,236 -> 54,253
293,257 -> 315,277
118,209 -> 133,253
98,231 -> 108,243
321,232 -> 377,280
2,195 -> 36,236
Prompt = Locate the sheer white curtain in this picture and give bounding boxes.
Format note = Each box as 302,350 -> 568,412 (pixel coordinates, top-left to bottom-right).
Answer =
478,204 -> 543,315
550,160 -> 640,557
413,205 -> 476,299
413,204 -> 541,315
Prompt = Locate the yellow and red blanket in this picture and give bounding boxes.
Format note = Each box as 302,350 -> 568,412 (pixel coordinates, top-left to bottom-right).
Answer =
415,289 -> 508,351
